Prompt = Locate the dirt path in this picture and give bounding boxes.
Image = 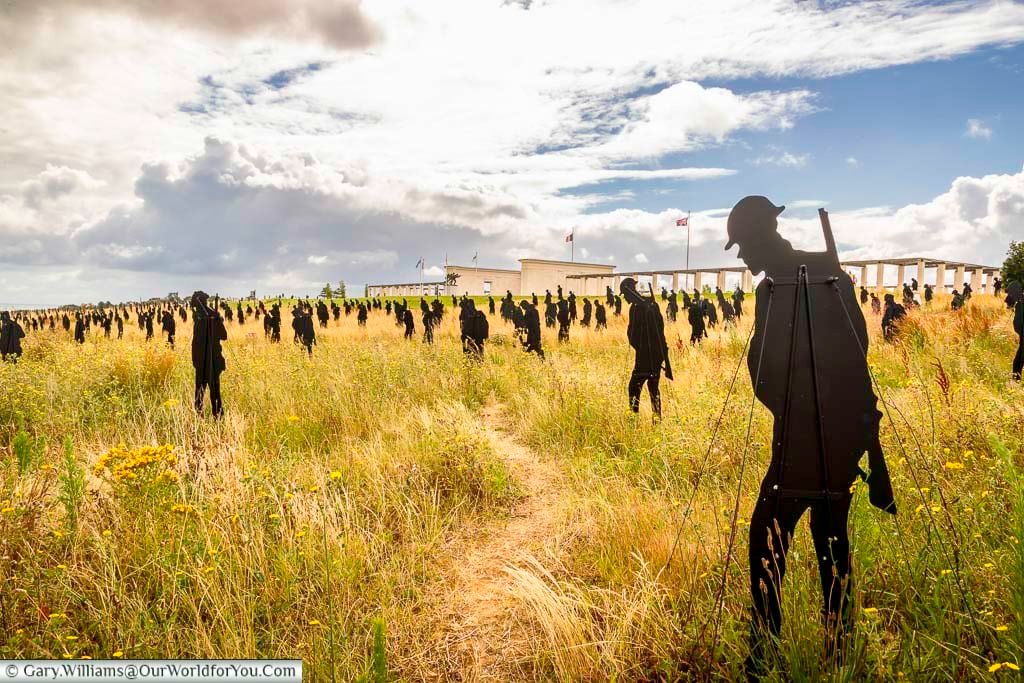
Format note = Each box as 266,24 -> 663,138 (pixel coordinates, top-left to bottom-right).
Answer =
430,402 -> 566,681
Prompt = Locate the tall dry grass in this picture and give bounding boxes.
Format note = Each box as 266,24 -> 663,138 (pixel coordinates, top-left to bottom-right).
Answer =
0,293 -> 1021,681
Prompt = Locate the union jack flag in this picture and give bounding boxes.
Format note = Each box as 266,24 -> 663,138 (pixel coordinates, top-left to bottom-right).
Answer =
676,216 -> 689,227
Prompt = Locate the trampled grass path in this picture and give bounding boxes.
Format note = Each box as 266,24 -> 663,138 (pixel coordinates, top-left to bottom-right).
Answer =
429,402 -> 565,681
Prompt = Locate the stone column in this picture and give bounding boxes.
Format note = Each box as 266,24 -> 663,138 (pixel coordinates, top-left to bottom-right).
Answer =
717,270 -> 728,291
875,263 -> 886,289
916,259 -> 926,288
693,271 -> 703,291
954,265 -> 965,292
935,263 -> 946,290
860,266 -> 869,288
671,272 -> 679,292
982,271 -> 990,294
896,264 -> 906,288
970,269 -> 983,294
742,269 -> 753,292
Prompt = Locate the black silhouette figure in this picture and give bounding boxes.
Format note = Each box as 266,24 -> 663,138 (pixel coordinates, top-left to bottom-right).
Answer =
687,294 -> 705,344
924,283 -> 934,304
74,314 -> 86,344
733,286 -> 745,319
422,308 -> 435,344
725,197 -> 896,676
556,299 -> 570,343
581,298 -> 592,327
292,306 -> 316,355
622,278 -> 672,419
161,310 -> 176,349
460,299 -> 489,359
594,301 -> 607,330
191,291 -> 227,418
881,293 -> 906,342
520,301 -> 544,358
0,312 -> 25,362
1006,281 -> 1020,310
1010,282 -> 1023,379
403,308 -> 415,340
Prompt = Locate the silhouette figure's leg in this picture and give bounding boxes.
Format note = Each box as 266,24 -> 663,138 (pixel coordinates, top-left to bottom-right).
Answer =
747,495 -> 805,675
194,378 -> 206,413
648,374 -> 661,418
810,496 -> 853,662
208,371 -> 223,418
627,372 -> 645,413
1013,336 -> 1023,380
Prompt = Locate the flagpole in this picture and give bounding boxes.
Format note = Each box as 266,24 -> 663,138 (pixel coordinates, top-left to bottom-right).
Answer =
571,229 -> 575,263
685,211 -> 691,289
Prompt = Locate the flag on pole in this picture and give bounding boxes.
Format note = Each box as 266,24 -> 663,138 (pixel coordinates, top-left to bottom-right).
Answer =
472,252 -> 478,265
676,216 -> 689,227
415,257 -> 424,269
565,231 -> 574,243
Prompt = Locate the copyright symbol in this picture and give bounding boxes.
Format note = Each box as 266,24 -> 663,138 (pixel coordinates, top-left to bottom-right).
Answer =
5,665 -> 18,678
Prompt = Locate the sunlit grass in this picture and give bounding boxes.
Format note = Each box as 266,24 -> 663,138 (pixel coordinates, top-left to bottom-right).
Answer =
0,294 -> 1021,680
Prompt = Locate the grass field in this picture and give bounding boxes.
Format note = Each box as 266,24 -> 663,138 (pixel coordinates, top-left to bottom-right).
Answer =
1,294 -> 1022,681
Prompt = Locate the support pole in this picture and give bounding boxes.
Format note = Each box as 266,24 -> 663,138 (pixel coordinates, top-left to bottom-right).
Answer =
936,263 -> 946,290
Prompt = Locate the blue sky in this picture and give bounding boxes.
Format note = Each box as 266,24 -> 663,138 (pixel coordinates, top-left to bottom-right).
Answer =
2,0 -> 1024,304
572,43 -> 1024,216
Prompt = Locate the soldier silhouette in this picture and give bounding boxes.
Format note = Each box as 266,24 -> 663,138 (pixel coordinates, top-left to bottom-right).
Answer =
556,299 -> 570,343
161,309 -> 176,348
581,298 -> 592,327
687,293 -> 705,344
292,305 -> 316,355
622,277 -> 671,419
882,293 -> 906,342
74,314 -> 86,344
191,291 -> 227,418
0,311 -> 25,362
725,196 -> 896,676
1010,282 -> 1024,379
403,308 -> 415,340
520,300 -> 544,358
